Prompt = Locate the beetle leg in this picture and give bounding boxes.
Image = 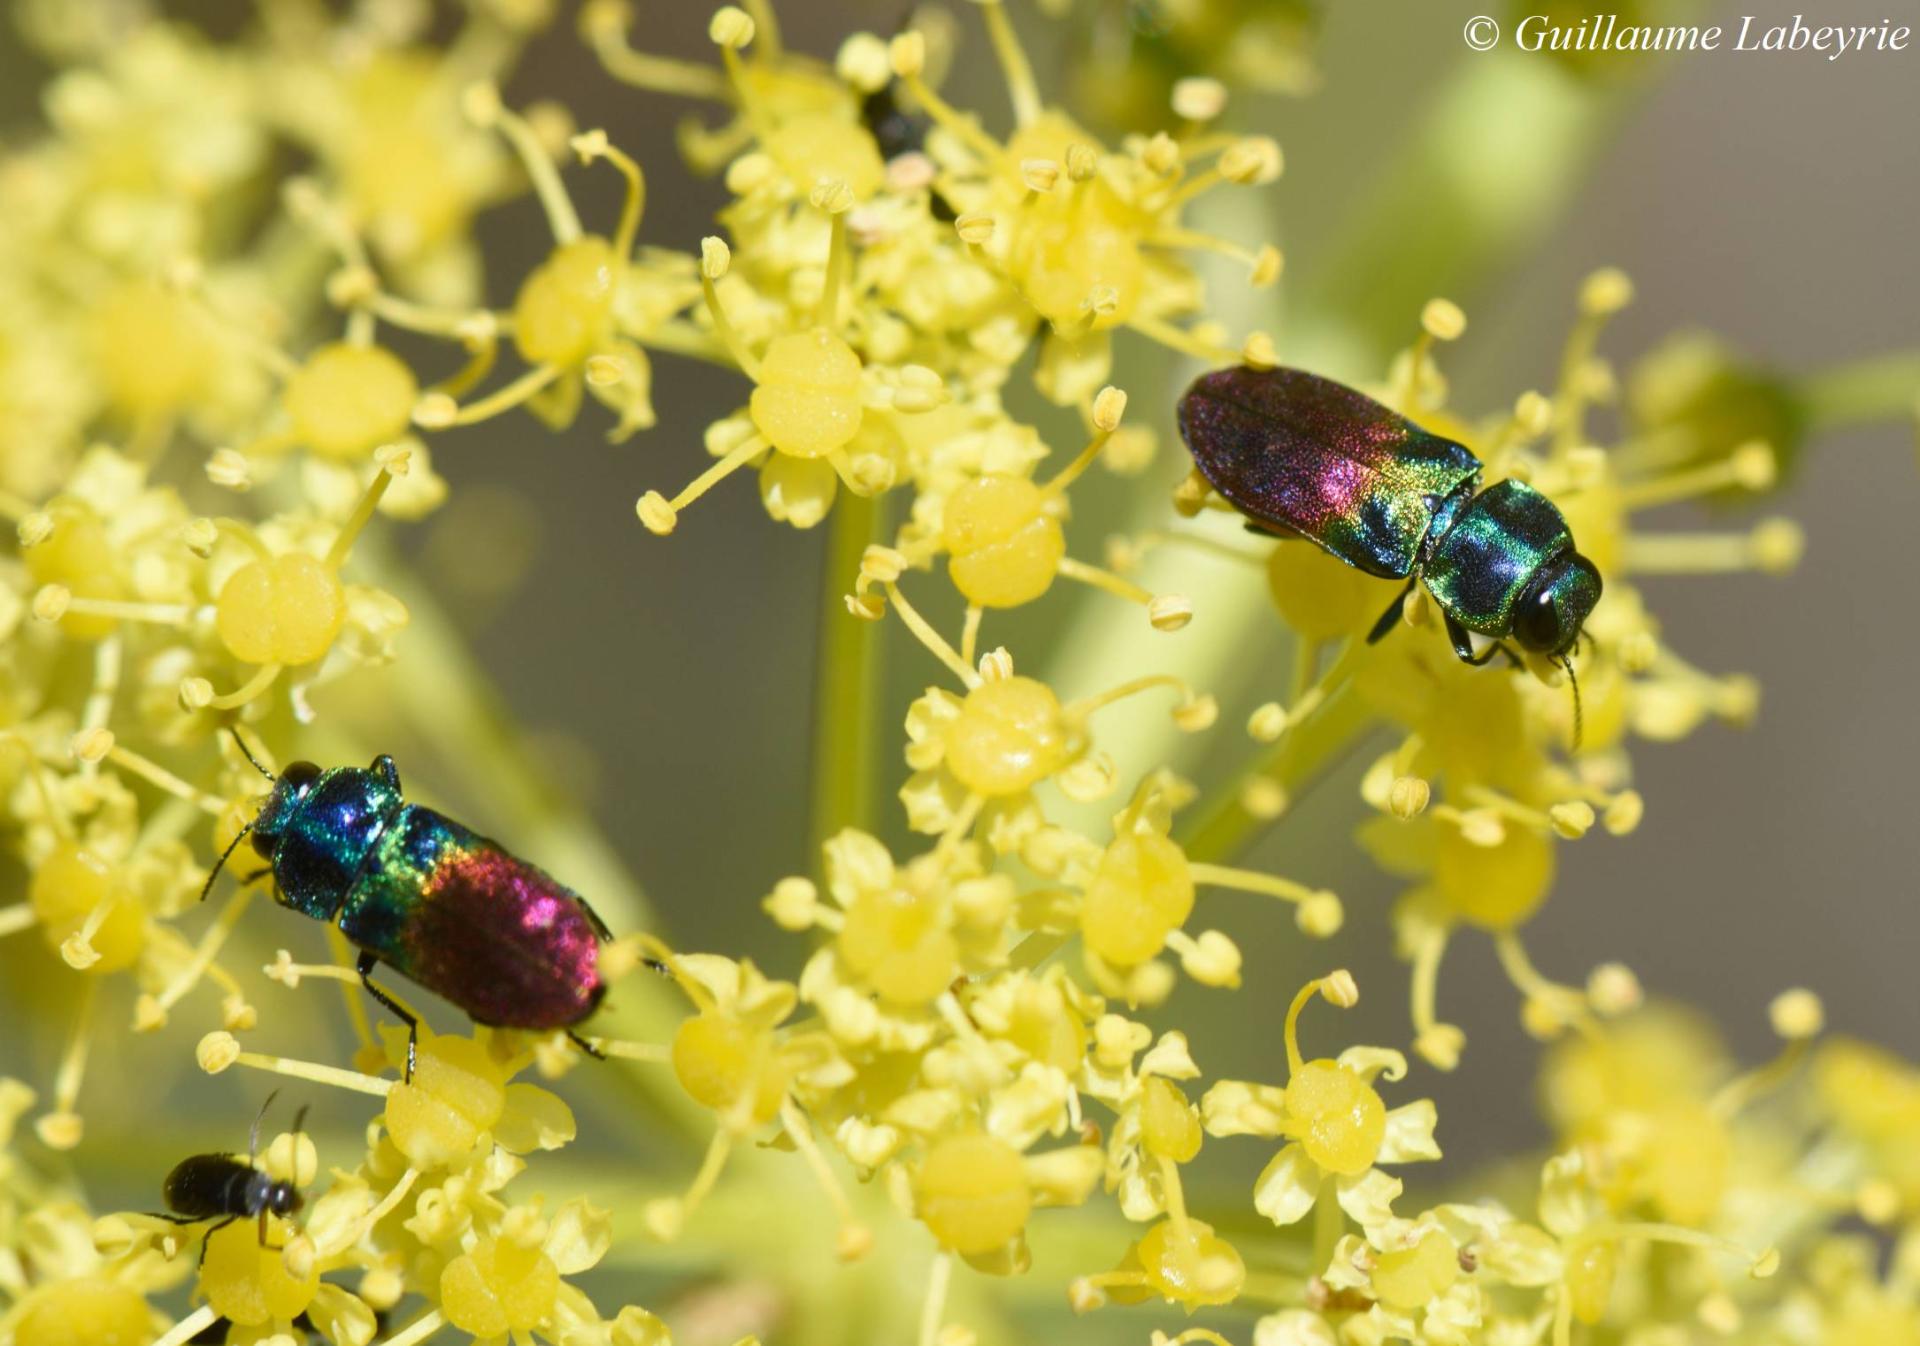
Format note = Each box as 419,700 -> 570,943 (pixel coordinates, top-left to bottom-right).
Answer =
371,755 -> 401,792
1443,613 -> 1477,661
198,1215 -> 238,1268
356,951 -> 420,1083
1367,579 -> 1420,645
568,1030 -> 607,1060
574,894 -> 615,942
1447,614 -> 1523,668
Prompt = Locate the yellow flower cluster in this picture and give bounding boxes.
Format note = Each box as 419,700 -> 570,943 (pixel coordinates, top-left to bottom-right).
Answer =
0,3 -> 1916,1346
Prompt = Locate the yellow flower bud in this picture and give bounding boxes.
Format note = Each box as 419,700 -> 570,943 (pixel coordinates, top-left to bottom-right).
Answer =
202,1215 -> 320,1326
671,1012 -> 788,1125
1080,832 -> 1193,967
216,552 -> 346,666
943,476 -> 1064,609
285,343 -> 418,461
385,1034 -> 508,1169
942,676 -> 1070,796
442,1235 -> 561,1337
1140,1076 -> 1202,1163
1284,1059 -> 1384,1175
1372,1229 -> 1460,1310
11,1280 -> 155,1346
916,1133 -> 1031,1255
750,330 -> 865,459
513,237 -> 617,367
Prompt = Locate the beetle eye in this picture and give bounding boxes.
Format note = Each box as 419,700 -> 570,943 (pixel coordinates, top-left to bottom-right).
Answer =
250,827 -> 277,860
1514,584 -> 1563,653
280,761 -> 322,794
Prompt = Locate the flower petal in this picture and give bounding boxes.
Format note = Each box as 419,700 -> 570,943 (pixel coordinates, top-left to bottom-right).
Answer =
1334,1166 -> 1403,1230
1140,1031 -> 1200,1080
1377,1100 -> 1442,1163
1336,1044 -> 1408,1084
494,1083 -> 576,1153
1538,1150 -> 1589,1239
1201,1079 -> 1289,1139
1320,1233 -> 1373,1291
1422,1281 -> 1485,1346
545,1197 -> 612,1275
1253,1310 -> 1339,1346
1252,1143 -> 1320,1226
1476,1220 -> 1564,1288
758,452 -> 837,529
899,769 -> 966,834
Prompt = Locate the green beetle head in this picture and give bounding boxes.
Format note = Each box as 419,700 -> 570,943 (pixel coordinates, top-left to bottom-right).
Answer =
1513,552 -> 1602,657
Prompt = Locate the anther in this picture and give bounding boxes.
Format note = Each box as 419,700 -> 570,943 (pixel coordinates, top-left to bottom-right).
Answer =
1170,77 -> 1227,122
888,30 -> 926,78
1421,299 -> 1467,342
1768,988 -> 1824,1040
954,212 -> 995,246
1579,267 -> 1634,316
708,6 -> 756,48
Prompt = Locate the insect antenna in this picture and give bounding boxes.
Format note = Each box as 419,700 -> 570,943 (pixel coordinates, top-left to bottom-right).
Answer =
200,820 -> 255,903
287,1103 -> 311,1202
228,726 -> 276,781
1560,653 -> 1584,752
248,1089 -> 279,1166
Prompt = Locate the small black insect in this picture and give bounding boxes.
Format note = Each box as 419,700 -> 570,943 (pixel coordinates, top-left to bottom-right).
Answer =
155,1091 -> 308,1255
861,79 -> 957,223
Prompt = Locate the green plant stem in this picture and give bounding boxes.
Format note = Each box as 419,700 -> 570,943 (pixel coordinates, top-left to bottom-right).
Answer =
808,492 -> 888,853
1179,683 -> 1377,865
1797,349 -> 1920,432
1311,1175 -> 1343,1273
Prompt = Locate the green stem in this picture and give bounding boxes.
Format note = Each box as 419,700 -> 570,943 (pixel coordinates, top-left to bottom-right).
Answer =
1797,349 -> 1920,432
1292,53 -> 1629,378
1179,683 -> 1377,864
1311,1173 -> 1342,1274
808,493 -> 888,853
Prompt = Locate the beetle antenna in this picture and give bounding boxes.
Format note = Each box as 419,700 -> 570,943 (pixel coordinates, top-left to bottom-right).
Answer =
289,1103 -> 310,1181
1560,653 -> 1584,752
250,1089 -> 279,1164
200,820 -> 254,903
229,727 -> 276,781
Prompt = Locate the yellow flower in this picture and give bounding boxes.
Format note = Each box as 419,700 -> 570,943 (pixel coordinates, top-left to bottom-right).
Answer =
1203,975 -> 1438,1241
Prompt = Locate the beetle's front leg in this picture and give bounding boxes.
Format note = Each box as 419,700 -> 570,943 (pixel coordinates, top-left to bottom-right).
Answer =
1447,613 -> 1522,668
1367,578 -> 1420,644
356,950 -> 420,1082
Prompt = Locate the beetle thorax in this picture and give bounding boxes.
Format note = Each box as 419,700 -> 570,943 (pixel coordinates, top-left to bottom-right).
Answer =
261,764 -> 406,923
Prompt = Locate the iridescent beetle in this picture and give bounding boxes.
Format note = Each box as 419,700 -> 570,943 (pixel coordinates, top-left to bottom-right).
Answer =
207,738 -> 610,1079
1177,365 -> 1601,712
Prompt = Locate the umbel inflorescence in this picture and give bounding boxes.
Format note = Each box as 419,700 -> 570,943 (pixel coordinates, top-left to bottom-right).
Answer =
0,4 -> 1915,1346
